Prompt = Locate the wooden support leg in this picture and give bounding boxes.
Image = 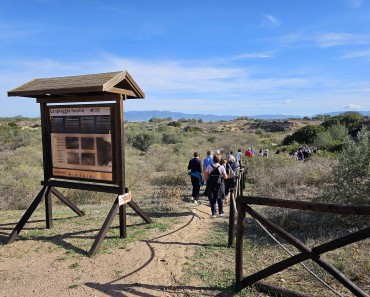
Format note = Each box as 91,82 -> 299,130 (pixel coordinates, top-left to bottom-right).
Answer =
128,200 -> 153,224
51,187 -> 84,216
6,186 -> 47,244
88,197 -> 120,256
45,187 -> 52,229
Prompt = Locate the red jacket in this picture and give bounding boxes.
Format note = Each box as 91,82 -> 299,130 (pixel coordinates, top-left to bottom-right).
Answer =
245,150 -> 253,157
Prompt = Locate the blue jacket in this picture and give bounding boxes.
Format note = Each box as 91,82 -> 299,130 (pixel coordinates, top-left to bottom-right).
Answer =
203,156 -> 213,170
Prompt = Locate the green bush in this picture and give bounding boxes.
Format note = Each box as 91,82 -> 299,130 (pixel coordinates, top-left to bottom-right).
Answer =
125,124 -> 146,145
131,132 -> 157,152
323,128 -> 370,204
314,130 -> 343,152
283,125 -> 325,145
167,121 -> 181,127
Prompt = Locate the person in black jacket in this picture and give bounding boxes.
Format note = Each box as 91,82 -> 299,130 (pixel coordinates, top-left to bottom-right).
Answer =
188,152 -> 202,204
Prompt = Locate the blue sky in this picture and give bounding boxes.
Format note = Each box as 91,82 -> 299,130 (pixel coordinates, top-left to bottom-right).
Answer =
1,0 -> 370,117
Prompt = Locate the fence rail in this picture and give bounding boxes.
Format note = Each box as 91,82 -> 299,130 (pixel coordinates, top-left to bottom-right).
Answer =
229,169 -> 370,297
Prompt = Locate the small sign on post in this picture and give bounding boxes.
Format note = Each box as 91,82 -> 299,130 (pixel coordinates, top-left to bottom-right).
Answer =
118,192 -> 132,206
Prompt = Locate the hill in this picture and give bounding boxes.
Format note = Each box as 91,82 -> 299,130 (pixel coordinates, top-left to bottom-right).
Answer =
124,110 -> 302,121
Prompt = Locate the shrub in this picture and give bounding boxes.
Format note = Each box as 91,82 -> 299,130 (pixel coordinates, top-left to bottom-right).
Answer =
167,121 -> 181,127
162,132 -> 184,144
314,131 -> 343,152
323,128 -> 370,205
183,126 -> 203,133
0,125 -> 41,151
283,125 -> 325,145
131,132 -> 157,152
125,124 -> 146,145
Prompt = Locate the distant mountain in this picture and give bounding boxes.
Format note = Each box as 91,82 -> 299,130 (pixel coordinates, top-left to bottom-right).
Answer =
124,110 -> 237,122
124,110 -> 370,122
124,110 -> 303,122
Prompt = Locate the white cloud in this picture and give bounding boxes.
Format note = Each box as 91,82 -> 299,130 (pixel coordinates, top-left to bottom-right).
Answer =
315,33 -> 370,48
262,14 -> 281,27
229,52 -> 274,60
2,53 -> 370,117
344,104 -> 361,110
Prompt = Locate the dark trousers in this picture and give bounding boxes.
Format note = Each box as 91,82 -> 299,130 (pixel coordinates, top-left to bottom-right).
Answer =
208,184 -> 224,215
191,175 -> 200,200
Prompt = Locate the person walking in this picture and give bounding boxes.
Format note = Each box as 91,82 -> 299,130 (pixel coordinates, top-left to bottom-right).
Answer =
236,149 -> 242,167
245,147 -> 253,157
203,150 -> 213,173
203,153 -> 227,217
188,152 -> 202,204
224,155 -> 238,204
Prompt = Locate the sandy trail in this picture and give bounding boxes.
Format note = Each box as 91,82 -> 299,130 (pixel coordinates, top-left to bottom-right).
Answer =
0,202 -> 227,297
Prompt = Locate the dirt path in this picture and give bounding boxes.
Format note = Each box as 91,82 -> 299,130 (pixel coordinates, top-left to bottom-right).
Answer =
0,202 -> 229,297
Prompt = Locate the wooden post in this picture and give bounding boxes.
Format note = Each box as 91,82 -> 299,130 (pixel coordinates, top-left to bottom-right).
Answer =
115,95 -> 125,192
45,186 -> 53,229
39,102 -> 51,181
242,169 -> 246,192
228,188 -> 235,248
119,204 -> 127,238
235,200 -> 246,291
119,187 -> 129,238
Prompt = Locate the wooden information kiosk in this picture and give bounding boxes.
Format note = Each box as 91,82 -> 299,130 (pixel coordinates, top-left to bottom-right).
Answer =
6,71 -> 152,256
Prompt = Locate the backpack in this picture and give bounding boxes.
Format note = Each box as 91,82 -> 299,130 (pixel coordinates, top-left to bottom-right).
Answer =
226,162 -> 236,179
207,164 -> 222,192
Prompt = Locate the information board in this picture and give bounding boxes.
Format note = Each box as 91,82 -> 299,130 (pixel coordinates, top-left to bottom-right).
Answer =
47,104 -> 115,182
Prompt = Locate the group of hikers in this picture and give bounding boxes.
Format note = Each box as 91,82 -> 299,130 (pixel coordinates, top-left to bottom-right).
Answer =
188,150 -> 241,218
187,145 -> 319,218
292,147 -> 320,161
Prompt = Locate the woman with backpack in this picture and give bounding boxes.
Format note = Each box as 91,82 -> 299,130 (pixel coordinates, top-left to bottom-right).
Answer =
203,153 -> 227,218
224,155 -> 238,204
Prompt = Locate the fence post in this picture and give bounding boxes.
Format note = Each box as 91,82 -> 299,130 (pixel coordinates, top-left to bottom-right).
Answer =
228,188 -> 235,247
235,199 -> 246,291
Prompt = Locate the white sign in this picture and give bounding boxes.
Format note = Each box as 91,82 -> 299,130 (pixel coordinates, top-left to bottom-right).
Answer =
118,192 -> 132,205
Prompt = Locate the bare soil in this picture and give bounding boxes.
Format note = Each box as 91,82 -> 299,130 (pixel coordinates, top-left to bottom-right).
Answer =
0,202 -> 230,297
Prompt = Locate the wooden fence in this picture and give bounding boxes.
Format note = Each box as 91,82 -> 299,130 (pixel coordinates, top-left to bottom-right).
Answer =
228,169 -> 370,297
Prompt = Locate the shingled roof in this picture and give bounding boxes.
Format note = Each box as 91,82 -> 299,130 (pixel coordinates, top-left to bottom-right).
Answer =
8,71 -> 144,99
